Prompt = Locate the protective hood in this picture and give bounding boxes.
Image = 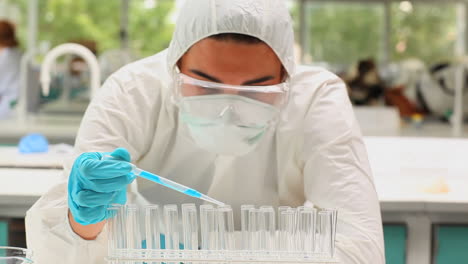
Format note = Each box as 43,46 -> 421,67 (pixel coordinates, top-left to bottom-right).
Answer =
167,0 -> 296,76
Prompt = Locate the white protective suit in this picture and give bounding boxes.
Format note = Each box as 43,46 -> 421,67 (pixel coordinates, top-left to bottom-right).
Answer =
26,1 -> 385,263
0,46 -> 21,118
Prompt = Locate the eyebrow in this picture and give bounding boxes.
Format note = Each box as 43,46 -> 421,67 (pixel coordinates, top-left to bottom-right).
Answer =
242,76 -> 275,85
190,69 -> 275,86
190,69 -> 222,83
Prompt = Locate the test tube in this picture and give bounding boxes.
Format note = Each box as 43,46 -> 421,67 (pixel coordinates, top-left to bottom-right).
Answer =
145,205 -> 161,249
217,205 -> 234,250
277,206 -> 291,232
200,204 -> 217,250
317,210 -> 333,257
330,209 -> 338,257
164,205 -> 180,250
248,208 -> 262,251
295,206 -> 306,218
182,204 -> 199,250
297,208 -> 316,253
260,206 -> 276,251
241,205 -> 255,250
106,206 -> 121,253
279,209 -> 295,252
277,206 -> 291,251
117,205 -> 127,249
294,206 -> 306,250
126,204 -> 143,249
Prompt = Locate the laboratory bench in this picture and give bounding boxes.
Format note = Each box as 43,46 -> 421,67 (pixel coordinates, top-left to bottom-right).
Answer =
1,137 -> 468,263
366,136 -> 468,264
0,115 -> 81,145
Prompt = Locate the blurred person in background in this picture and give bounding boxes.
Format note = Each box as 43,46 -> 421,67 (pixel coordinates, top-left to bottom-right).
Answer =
0,20 -> 21,119
347,59 -> 385,106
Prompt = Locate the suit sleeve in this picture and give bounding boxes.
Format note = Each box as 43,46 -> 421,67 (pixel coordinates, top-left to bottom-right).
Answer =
301,77 -> 385,263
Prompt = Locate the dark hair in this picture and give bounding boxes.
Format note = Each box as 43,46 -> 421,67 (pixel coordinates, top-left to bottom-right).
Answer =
209,33 -> 263,44
0,20 -> 18,47
357,59 -> 376,75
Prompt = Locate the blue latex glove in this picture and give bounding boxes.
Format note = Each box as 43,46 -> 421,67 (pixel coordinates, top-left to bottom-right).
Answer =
18,133 -> 49,153
68,148 -> 135,225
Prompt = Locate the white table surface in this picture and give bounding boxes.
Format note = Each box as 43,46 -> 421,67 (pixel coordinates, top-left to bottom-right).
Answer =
364,136 -> 468,211
0,145 -> 73,168
363,137 -> 468,264
0,168 -> 63,217
0,168 -> 63,198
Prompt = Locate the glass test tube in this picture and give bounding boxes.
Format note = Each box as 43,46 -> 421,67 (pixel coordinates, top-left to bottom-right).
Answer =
294,206 -> 306,250
248,208 -> 262,251
126,204 -> 142,249
241,205 -> 255,250
279,209 -> 295,252
106,206 -> 121,253
295,206 -> 306,219
277,206 -> 291,252
330,209 -> 338,257
200,204 -> 217,250
297,208 -> 316,253
182,204 -> 199,250
117,205 -> 127,249
260,206 -> 276,251
317,210 -> 333,256
277,206 -> 291,232
217,205 -> 235,250
164,205 -> 180,250
145,205 -> 161,249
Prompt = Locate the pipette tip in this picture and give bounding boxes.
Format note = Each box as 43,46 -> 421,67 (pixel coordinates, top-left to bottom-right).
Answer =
200,195 -> 225,207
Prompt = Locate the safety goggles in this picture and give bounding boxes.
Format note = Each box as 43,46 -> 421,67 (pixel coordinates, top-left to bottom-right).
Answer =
173,73 -> 289,108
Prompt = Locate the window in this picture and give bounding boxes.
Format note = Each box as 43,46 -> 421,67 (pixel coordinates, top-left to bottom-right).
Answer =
390,2 -> 457,64
301,2 -> 384,67
4,0 -> 177,56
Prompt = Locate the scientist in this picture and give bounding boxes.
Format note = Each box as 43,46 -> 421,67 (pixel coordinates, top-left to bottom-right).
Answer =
0,20 -> 21,119
26,1 -> 384,263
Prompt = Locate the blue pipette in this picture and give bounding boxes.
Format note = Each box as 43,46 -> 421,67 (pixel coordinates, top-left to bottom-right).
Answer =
103,155 -> 225,206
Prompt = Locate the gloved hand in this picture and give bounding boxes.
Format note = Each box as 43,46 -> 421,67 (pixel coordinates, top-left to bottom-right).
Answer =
68,148 -> 135,225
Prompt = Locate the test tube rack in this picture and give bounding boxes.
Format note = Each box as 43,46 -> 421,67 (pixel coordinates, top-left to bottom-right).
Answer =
106,204 -> 338,263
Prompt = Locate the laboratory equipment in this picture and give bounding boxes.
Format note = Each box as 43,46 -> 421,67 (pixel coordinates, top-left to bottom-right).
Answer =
317,210 -> 334,258
134,169 -> 224,206
240,204 -> 254,250
40,43 -> 100,97
106,204 -> 338,263
217,205 -> 234,250
102,155 -> 224,206
164,204 -> 180,250
200,204 -> 218,250
125,204 -> 142,249
182,204 -> 198,250
279,208 -> 296,251
145,205 -> 160,250
0,246 -> 33,264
